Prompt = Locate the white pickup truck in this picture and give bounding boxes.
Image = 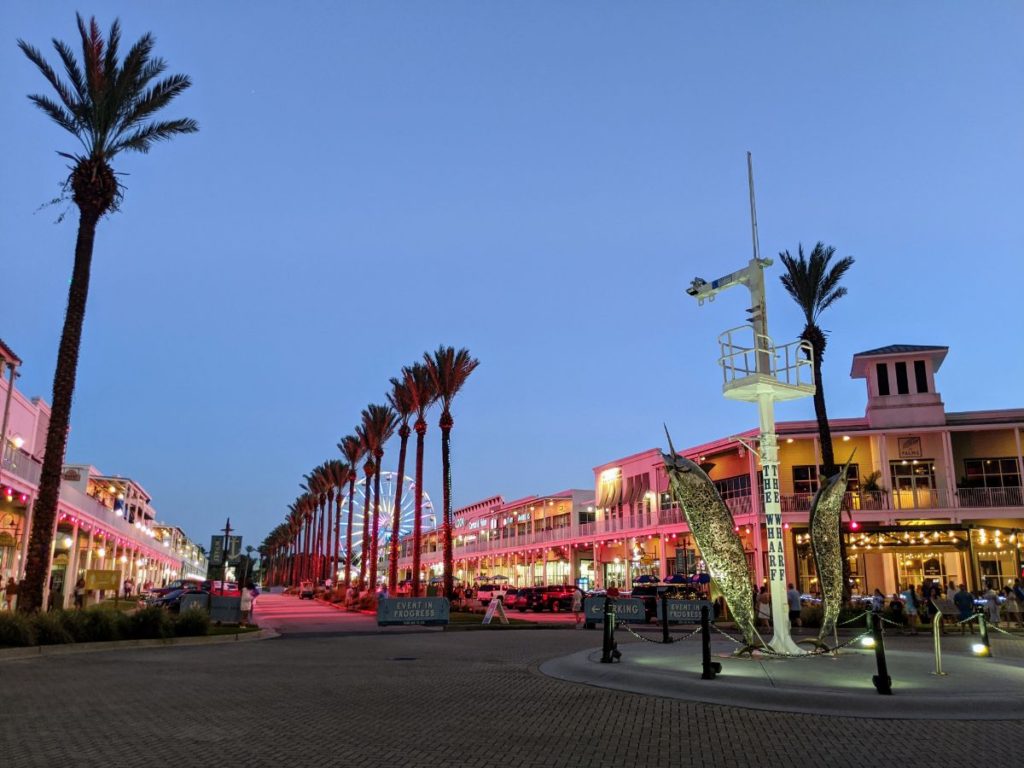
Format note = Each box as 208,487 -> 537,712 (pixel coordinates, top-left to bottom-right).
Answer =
476,583 -> 508,607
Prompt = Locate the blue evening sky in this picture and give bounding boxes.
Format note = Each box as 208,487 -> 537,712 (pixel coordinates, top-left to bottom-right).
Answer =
1,2 -> 1021,549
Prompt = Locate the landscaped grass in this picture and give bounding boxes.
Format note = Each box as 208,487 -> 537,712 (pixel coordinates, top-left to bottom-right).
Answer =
447,611 -> 535,627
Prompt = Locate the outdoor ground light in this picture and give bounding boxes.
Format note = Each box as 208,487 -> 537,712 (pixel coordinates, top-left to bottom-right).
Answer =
861,636 -> 876,648
972,643 -> 990,657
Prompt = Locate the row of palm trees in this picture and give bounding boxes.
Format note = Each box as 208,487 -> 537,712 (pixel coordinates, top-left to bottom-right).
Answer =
261,347 -> 478,600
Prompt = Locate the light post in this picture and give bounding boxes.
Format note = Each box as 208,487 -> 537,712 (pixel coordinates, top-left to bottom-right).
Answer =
685,154 -> 815,656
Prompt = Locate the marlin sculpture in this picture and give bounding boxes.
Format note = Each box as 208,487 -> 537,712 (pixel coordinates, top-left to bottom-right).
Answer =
809,452 -> 854,645
662,426 -> 759,649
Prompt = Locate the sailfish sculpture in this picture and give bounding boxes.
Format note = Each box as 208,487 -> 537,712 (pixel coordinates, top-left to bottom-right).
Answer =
662,427 -> 759,648
809,452 -> 854,644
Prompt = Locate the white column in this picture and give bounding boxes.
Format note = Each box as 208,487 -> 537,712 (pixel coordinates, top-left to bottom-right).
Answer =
62,520 -> 81,609
658,535 -> 669,580
15,496 -> 33,580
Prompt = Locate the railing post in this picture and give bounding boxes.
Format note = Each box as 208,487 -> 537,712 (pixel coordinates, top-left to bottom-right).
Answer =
700,605 -> 721,680
871,611 -> 892,695
661,592 -> 671,644
931,608 -> 946,675
600,596 -> 620,663
977,613 -> 992,657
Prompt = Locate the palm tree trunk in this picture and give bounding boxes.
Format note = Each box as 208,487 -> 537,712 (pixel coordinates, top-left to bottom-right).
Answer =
359,469 -> 372,586
440,411 -> 454,601
812,351 -> 836,477
345,476 -> 356,588
18,210 -> 99,613
389,426 -> 410,593
412,422 -> 426,597
333,494 -> 342,586
369,465 -> 382,588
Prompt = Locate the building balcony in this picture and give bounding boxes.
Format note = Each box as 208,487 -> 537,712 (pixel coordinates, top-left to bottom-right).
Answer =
0,450 -> 41,486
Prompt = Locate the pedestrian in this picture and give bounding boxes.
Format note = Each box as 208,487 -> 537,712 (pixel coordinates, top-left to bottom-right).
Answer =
983,586 -> 1001,626
606,584 -> 620,598
1002,587 -> 1023,628
786,583 -> 802,629
945,581 -> 957,603
345,583 -> 356,610
122,578 -> 133,600
953,584 -> 975,634
73,576 -> 86,610
142,579 -> 153,595
4,577 -> 18,611
889,594 -> 906,634
756,585 -> 771,629
871,588 -> 885,613
240,581 -> 256,626
571,586 -> 584,629
899,584 -> 919,635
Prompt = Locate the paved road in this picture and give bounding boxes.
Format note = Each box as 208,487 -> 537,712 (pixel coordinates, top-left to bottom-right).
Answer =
2,595 -> 1019,767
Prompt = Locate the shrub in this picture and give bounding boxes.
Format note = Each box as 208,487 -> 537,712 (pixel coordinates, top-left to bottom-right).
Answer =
174,607 -> 210,637
0,612 -> 36,647
33,611 -> 73,645
59,610 -> 93,642
799,604 -> 823,628
125,605 -> 173,639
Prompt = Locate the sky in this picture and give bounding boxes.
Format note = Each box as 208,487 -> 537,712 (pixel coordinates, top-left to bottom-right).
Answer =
1,2 -> 1022,550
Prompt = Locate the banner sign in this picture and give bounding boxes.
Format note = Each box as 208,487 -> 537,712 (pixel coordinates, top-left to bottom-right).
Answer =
582,597 -> 646,623
209,537 -> 225,566
377,597 -> 450,626
656,599 -> 714,623
84,569 -> 121,591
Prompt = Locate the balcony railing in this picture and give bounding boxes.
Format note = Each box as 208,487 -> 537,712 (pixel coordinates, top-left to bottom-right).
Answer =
0,449 -> 42,485
957,486 -> 1024,508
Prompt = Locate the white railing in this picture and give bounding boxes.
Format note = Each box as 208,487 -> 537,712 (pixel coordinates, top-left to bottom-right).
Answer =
0,449 -> 42,485
717,325 -> 814,389
956,486 -> 1023,508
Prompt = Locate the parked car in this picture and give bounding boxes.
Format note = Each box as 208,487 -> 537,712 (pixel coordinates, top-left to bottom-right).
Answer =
150,578 -> 203,598
514,585 -> 574,612
202,580 -> 241,596
503,587 -> 521,608
148,587 -> 208,614
299,580 -> 315,599
476,583 -> 508,607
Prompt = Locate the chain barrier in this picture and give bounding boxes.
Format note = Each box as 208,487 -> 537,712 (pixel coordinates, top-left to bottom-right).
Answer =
620,623 -> 703,644
837,610 -> 871,627
708,622 -> 874,658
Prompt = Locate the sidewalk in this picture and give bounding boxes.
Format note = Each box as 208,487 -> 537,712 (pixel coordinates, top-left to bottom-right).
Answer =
541,631 -> 1024,720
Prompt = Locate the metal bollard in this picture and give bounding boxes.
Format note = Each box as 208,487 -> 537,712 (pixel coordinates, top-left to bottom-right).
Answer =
931,609 -> 946,676
600,596 -> 621,663
700,605 -> 722,680
977,613 -> 992,657
661,593 -> 672,644
871,611 -> 892,695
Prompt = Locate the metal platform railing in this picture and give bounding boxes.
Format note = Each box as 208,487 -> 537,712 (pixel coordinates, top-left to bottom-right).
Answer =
717,325 -> 815,390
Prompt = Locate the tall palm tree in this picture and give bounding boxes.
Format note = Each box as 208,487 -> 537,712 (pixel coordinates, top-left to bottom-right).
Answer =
424,346 -> 479,600
779,242 -> 855,600
16,15 -> 197,613
338,434 -> 365,588
404,362 -> 437,596
361,404 -> 397,590
778,242 -> 855,478
387,377 -> 414,592
354,426 -> 374,587
324,459 -> 349,585
302,466 -> 329,582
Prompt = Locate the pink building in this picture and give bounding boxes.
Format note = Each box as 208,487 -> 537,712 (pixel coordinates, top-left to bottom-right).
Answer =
0,340 -> 207,608
399,344 -> 1024,596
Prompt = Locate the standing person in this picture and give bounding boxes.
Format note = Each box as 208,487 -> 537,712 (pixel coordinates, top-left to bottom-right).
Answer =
571,586 -> 584,629
945,581 -> 957,602
984,586 -> 1001,626
871,588 -> 885,613
4,577 -> 18,611
239,581 -> 255,627
73,577 -> 86,610
1003,587 -> 1023,628
953,584 -> 975,634
889,593 -> 906,634
757,585 -> 771,629
122,578 -> 133,600
606,584 -> 620,598
786,583 -> 802,629
899,584 -> 919,635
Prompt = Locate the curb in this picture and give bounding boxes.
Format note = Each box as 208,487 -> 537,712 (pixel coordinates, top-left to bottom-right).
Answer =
0,627 -> 279,662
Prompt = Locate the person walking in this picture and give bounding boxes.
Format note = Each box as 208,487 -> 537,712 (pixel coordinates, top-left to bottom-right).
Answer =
4,577 -> 18,611
983,586 -> 1001,626
871,588 -> 885,613
73,577 -> 86,610
571,586 -> 584,629
786,583 -> 802,629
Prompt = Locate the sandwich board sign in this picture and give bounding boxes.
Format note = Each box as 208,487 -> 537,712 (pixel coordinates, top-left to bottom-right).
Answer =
482,599 -> 509,625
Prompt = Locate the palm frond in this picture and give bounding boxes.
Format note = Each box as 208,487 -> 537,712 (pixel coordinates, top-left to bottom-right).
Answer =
26,94 -> 77,135
109,118 -> 198,154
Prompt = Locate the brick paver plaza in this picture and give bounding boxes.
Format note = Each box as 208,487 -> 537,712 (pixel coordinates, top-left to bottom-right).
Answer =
2,596 -> 1022,767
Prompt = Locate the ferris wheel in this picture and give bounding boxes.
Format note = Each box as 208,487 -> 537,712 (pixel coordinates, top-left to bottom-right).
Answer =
344,472 -> 435,564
